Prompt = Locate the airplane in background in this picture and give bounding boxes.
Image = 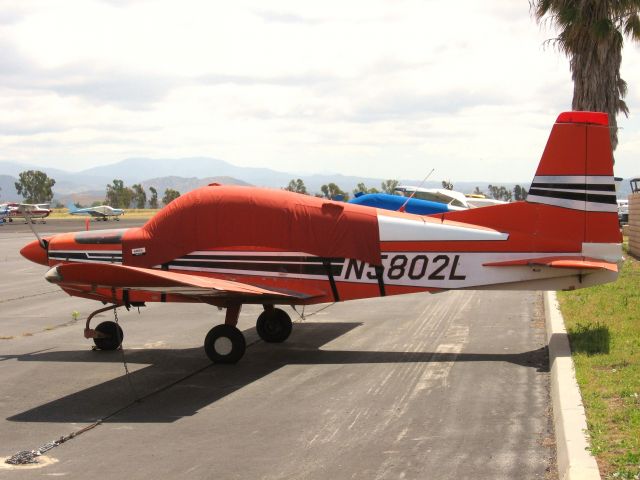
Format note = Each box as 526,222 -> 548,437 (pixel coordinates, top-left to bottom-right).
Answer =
350,186 -> 506,215
0,204 -> 8,224
349,191 -> 452,215
1,203 -> 51,223
67,203 -> 125,221
20,112 -> 622,364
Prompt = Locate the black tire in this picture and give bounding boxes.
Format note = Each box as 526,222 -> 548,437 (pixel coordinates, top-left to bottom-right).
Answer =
93,321 -> 124,351
204,324 -> 246,363
256,308 -> 292,343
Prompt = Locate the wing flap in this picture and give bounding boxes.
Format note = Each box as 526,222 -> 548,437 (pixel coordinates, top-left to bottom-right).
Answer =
483,256 -> 618,272
46,263 -> 315,299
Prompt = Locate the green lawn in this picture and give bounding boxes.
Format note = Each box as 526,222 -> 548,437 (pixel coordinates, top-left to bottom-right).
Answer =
558,242 -> 640,479
48,208 -> 160,219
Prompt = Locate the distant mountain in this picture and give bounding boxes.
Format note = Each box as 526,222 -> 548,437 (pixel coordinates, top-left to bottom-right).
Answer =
0,161 -> 112,196
0,161 -> 73,180
1,158 -> 636,205
141,176 -> 251,193
78,157 -> 294,187
0,175 -> 18,201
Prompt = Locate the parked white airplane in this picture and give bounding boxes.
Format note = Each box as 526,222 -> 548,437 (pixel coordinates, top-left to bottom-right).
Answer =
68,203 -> 125,221
0,203 -> 51,223
393,187 -> 507,209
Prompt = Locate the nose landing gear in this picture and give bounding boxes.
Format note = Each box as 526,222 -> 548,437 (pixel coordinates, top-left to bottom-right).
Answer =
84,305 -> 124,351
93,321 -> 124,351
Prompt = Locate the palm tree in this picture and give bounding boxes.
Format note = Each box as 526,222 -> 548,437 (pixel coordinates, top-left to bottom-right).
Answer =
532,0 -> 640,151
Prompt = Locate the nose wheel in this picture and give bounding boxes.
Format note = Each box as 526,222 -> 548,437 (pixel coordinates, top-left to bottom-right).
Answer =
93,321 -> 124,351
84,305 -> 124,351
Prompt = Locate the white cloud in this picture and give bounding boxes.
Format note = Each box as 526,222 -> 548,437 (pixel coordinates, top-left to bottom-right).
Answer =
0,0 -> 639,182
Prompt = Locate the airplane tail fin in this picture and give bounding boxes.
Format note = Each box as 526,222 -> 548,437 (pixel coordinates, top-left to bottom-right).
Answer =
442,111 -> 621,260
524,111 -> 620,247
526,112 -> 617,213
67,202 -> 78,213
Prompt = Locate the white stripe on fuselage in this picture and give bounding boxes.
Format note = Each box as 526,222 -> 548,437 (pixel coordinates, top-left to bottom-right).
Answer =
532,175 -> 615,184
377,215 -> 508,242
526,194 -> 618,212
162,250 -> 600,291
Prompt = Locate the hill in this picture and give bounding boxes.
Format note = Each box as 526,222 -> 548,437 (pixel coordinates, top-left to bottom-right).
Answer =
1,158 -> 636,204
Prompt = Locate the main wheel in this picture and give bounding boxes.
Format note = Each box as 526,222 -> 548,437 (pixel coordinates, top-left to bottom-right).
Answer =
256,308 -> 292,343
93,321 -> 124,351
204,324 -> 246,363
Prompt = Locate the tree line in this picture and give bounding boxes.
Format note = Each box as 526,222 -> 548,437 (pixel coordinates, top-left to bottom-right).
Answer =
285,178 -> 400,201
104,179 -> 180,208
284,178 -> 527,201
9,168 -> 529,207
11,169 -> 180,208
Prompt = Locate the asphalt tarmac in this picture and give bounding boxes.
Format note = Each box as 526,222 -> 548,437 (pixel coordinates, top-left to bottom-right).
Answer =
0,219 -> 556,479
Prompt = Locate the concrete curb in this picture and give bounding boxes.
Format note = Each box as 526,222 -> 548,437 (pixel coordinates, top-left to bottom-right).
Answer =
544,291 -> 601,480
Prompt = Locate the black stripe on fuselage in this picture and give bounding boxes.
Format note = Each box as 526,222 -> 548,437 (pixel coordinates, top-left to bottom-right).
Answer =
183,254 -> 344,263
530,182 -> 615,192
528,188 -> 617,204
168,259 -> 343,276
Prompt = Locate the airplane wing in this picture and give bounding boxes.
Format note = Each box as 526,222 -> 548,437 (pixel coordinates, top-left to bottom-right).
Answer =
45,262 -> 321,301
483,256 -> 618,272
86,209 -> 106,218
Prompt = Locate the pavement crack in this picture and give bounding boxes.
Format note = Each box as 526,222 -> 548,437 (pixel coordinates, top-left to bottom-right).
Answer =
0,290 -> 59,304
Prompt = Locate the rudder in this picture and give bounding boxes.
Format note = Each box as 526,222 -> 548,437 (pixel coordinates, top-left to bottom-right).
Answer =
526,111 -> 620,245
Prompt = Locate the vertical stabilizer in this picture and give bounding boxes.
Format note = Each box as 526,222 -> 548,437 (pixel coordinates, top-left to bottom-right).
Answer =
526,111 -> 620,244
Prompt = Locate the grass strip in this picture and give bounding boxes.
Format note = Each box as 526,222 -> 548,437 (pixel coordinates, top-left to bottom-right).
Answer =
558,242 -> 640,479
47,208 -> 160,220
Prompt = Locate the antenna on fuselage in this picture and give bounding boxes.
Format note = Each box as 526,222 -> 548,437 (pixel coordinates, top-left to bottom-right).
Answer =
398,168 -> 435,213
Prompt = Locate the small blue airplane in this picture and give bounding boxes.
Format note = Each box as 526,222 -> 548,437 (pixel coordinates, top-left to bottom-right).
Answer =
67,203 -> 125,221
348,192 -> 452,215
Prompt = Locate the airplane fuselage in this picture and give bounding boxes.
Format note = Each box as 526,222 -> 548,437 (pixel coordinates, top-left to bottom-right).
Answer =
29,195 -> 620,309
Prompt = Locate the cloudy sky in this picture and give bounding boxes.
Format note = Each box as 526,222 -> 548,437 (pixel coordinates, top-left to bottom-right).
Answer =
1,0 -> 639,182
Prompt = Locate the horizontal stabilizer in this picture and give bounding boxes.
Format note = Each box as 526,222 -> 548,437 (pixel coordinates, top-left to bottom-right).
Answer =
483,256 -> 618,272
46,262 -> 314,299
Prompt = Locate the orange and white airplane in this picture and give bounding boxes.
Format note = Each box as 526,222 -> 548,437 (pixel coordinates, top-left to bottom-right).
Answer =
20,112 -> 622,363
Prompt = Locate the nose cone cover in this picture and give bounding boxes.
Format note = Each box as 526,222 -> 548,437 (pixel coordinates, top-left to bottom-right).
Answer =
20,239 -> 48,266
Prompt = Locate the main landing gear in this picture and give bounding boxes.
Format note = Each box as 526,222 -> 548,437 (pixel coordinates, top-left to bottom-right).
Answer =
203,305 -> 293,364
84,303 -> 294,364
256,306 -> 292,343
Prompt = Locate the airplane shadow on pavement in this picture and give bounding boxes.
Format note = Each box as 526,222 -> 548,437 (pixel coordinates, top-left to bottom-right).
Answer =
3,322 -> 548,424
